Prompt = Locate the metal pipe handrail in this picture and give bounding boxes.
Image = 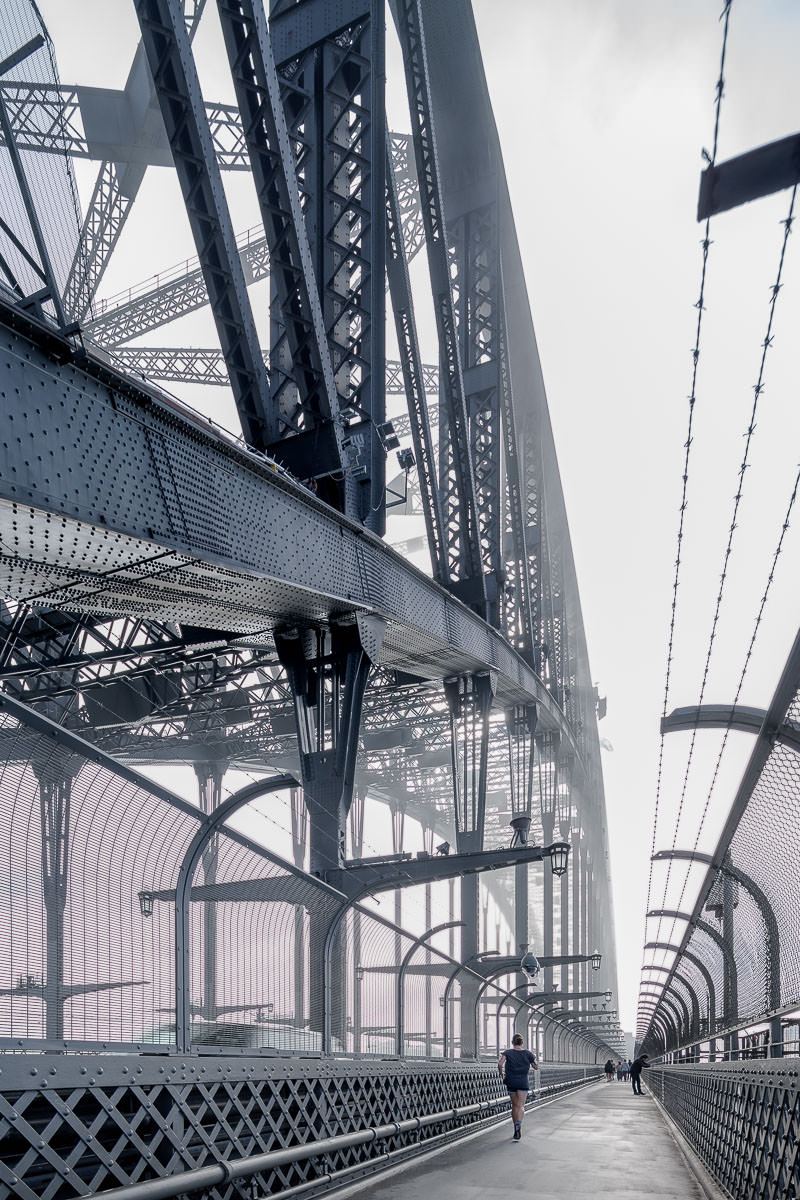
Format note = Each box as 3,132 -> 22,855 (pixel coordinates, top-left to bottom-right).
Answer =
94,1080 -> 590,1200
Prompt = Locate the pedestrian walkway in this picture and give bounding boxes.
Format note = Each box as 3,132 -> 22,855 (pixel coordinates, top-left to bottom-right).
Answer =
346,1081 -> 707,1200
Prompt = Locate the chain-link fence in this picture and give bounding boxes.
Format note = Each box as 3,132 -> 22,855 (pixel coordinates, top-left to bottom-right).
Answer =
640,630 -> 800,1058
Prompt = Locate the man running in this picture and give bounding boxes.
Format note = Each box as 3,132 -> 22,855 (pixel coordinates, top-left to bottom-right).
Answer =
498,1033 -> 538,1141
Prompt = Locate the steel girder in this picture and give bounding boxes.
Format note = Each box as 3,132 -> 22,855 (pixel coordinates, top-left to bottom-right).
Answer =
0,303 -> 579,751
102,345 -> 431,395
392,0 -> 484,605
133,0 -> 272,449
266,0 -> 386,524
80,135 -> 419,348
217,0 -> 350,508
385,134 -> 446,580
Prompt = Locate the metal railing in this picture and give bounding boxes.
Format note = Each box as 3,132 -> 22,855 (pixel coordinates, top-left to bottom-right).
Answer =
647,1060 -> 800,1200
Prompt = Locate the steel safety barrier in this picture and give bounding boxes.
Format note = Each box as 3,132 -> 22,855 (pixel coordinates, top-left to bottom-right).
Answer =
0,1055 -> 600,1200
647,1061 -> 800,1200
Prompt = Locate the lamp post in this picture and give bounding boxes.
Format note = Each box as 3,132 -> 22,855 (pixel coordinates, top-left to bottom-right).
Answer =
506,704 -> 537,955
591,950 -> 602,972
537,730 -> 559,994
556,753 -> 574,996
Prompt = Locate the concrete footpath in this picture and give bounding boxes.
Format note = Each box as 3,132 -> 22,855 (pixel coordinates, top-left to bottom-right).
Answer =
343,1081 -> 707,1200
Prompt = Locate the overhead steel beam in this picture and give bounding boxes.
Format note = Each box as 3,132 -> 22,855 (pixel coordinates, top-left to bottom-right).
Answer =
661,703 -> 800,755
323,842 -> 559,902
0,304 -> 581,753
698,132 -> 800,220
385,135 -> 446,580
133,0 -> 271,449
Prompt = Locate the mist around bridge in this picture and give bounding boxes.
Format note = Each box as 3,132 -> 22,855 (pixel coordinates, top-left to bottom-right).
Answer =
1,3 -> 800,1195
33,0 -> 800,1040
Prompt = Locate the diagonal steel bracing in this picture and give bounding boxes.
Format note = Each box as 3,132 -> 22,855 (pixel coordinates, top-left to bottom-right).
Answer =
216,0 -> 349,503
133,0 -> 271,449
392,0 -> 484,607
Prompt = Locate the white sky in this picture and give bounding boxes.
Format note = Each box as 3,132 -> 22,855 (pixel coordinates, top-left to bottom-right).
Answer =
35,0 -> 800,1039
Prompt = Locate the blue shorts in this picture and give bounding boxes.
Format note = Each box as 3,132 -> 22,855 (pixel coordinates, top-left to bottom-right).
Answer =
506,1081 -> 529,1094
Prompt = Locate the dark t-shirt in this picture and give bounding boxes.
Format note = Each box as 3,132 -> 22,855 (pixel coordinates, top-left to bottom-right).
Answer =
502,1048 -> 537,1089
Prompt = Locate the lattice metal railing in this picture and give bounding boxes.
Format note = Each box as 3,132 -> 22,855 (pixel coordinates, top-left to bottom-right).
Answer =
0,1054 -> 599,1200
648,1062 -> 800,1200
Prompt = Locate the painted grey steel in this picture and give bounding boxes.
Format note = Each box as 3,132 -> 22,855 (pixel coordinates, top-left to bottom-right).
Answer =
385,133 -> 446,579
0,305 -> 582,751
648,1061 -> 800,1200
393,0 -> 484,599
698,131 -> 800,219
661,703 -> 800,754
645,942 -> 717,1040
0,1052 -> 598,1200
215,0 -> 346,487
653,850 -> 782,1023
133,0 -> 272,449
174,773 -> 297,1051
395,920 -> 464,1054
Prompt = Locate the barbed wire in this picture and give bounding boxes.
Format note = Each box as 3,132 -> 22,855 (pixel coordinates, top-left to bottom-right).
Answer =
649,186 -> 798,969
640,0 -> 734,1021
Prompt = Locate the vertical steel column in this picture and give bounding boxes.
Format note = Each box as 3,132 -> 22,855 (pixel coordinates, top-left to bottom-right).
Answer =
446,673 -> 494,1057
270,0 -> 386,528
276,616 -> 382,1042
194,762 -> 226,1022
34,767 -> 73,1041
290,786 -> 307,1036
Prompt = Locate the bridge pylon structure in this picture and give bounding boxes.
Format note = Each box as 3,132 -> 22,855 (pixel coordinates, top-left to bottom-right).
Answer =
0,1 -> 619,1196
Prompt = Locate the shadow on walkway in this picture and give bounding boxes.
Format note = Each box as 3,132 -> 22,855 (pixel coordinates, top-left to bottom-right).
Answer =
342,1081 -> 706,1199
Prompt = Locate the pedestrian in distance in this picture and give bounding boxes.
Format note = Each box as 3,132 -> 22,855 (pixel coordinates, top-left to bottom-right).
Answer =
630,1053 -> 649,1095
498,1033 -> 538,1141
620,1059 -> 630,1081
604,1058 -> 615,1081
616,1060 -> 623,1081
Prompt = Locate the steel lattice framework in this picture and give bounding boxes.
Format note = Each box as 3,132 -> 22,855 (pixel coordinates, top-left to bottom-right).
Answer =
0,1 -> 623,1195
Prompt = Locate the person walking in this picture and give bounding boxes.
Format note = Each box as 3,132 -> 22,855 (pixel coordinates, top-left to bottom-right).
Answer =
621,1059 -> 630,1081
498,1033 -> 538,1141
630,1053 -> 649,1095
604,1058 -> 615,1081
615,1060 -> 623,1081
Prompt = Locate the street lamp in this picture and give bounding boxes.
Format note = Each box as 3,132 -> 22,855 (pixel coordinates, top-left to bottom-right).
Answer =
548,842 -> 570,877
590,950 -> 602,971
139,891 -> 154,917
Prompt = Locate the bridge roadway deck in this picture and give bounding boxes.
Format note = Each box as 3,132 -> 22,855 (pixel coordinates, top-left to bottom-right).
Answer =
343,1080 -> 707,1200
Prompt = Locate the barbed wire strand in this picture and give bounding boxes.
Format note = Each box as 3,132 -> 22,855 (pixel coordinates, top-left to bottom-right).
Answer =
639,0 -> 734,1024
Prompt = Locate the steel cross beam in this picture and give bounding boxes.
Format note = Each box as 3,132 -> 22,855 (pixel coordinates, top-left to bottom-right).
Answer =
133,0 -> 271,450
0,307 -> 583,757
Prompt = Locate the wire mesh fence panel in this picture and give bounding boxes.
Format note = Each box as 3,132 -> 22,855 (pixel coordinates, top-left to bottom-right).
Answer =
642,639 -> 800,1054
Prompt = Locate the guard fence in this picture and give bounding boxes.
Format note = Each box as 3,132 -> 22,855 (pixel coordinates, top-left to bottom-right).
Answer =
646,1061 -> 800,1200
0,1055 -> 600,1200
640,629 -> 800,1064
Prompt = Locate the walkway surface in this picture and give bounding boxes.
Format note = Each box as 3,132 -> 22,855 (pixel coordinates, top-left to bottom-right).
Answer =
346,1080 -> 706,1200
